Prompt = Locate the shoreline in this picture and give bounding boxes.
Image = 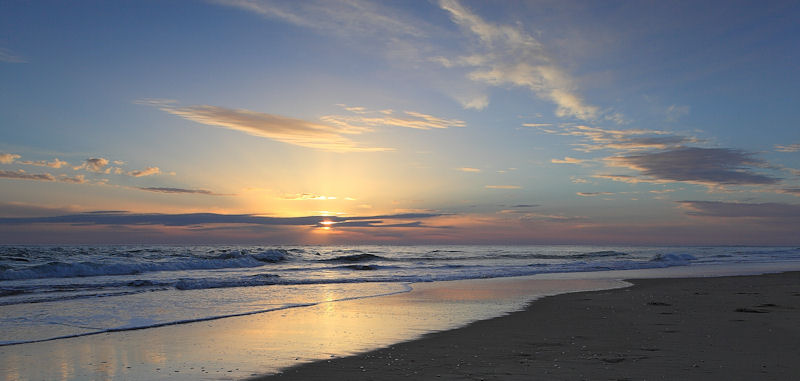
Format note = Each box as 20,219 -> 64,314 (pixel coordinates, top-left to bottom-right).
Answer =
258,271 -> 800,380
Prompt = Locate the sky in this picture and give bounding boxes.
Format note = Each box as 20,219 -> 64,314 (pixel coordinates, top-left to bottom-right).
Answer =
1,0 -> 799,245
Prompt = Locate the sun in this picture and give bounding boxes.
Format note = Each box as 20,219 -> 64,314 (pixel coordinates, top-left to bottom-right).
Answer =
319,220 -> 335,231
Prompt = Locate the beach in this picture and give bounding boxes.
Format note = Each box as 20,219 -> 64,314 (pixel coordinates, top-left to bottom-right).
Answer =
260,271 -> 800,380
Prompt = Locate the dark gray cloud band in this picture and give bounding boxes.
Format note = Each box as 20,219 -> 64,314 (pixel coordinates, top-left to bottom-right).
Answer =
137,187 -> 221,195
611,147 -> 779,185
0,211 -> 443,228
679,200 -> 800,222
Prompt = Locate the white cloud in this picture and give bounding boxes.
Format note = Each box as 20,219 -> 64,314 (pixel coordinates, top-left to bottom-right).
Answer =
457,167 -> 481,173
282,193 -> 338,201
437,0 -> 604,121
593,174 -> 653,184
0,153 -> 21,164
0,48 -> 26,63
74,158 -> 110,172
59,174 -> 87,184
456,94 -> 489,110
551,157 -> 585,164
665,104 -> 690,121
18,158 -> 69,169
775,143 -> 800,153
127,167 -> 161,177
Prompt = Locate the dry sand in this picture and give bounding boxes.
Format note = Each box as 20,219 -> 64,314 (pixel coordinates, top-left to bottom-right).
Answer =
256,271 -> 800,380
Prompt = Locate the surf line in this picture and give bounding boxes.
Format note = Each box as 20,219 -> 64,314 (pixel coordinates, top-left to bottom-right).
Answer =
0,283 -> 414,347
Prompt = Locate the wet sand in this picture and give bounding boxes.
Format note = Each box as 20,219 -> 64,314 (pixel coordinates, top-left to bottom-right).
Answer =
258,271 -> 800,380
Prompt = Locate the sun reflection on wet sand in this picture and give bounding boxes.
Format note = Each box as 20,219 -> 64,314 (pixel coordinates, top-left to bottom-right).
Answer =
0,277 -> 626,380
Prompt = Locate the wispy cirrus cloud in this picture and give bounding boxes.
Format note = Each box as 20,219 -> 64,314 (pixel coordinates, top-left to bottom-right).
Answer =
214,0 -> 426,39
591,174 -> 649,184
436,0 -> 604,120
495,209 -> 586,223
142,100 -> 462,152
321,106 -> 465,131
540,125 -> 694,153
214,0 -> 604,119
156,102 -> 385,152
143,101 -> 388,152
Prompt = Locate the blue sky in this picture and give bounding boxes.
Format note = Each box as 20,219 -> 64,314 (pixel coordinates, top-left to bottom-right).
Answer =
1,0 -> 799,244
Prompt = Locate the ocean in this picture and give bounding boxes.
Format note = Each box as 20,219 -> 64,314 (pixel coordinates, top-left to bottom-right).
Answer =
2,244 -> 800,347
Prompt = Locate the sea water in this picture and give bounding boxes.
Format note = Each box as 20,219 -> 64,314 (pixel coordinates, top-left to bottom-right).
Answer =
2,245 -> 800,380
2,245 -> 799,346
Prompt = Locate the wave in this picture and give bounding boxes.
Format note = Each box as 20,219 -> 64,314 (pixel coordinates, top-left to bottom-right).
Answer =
0,251 -> 703,307
651,253 -> 696,264
0,288 -> 166,306
0,289 -> 25,297
0,249 -> 290,281
321,253 -> 388,263
404,250 -> 629,262
175,274 -> 280,290
574,250 -> 628,258
340,265 -> 381,271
